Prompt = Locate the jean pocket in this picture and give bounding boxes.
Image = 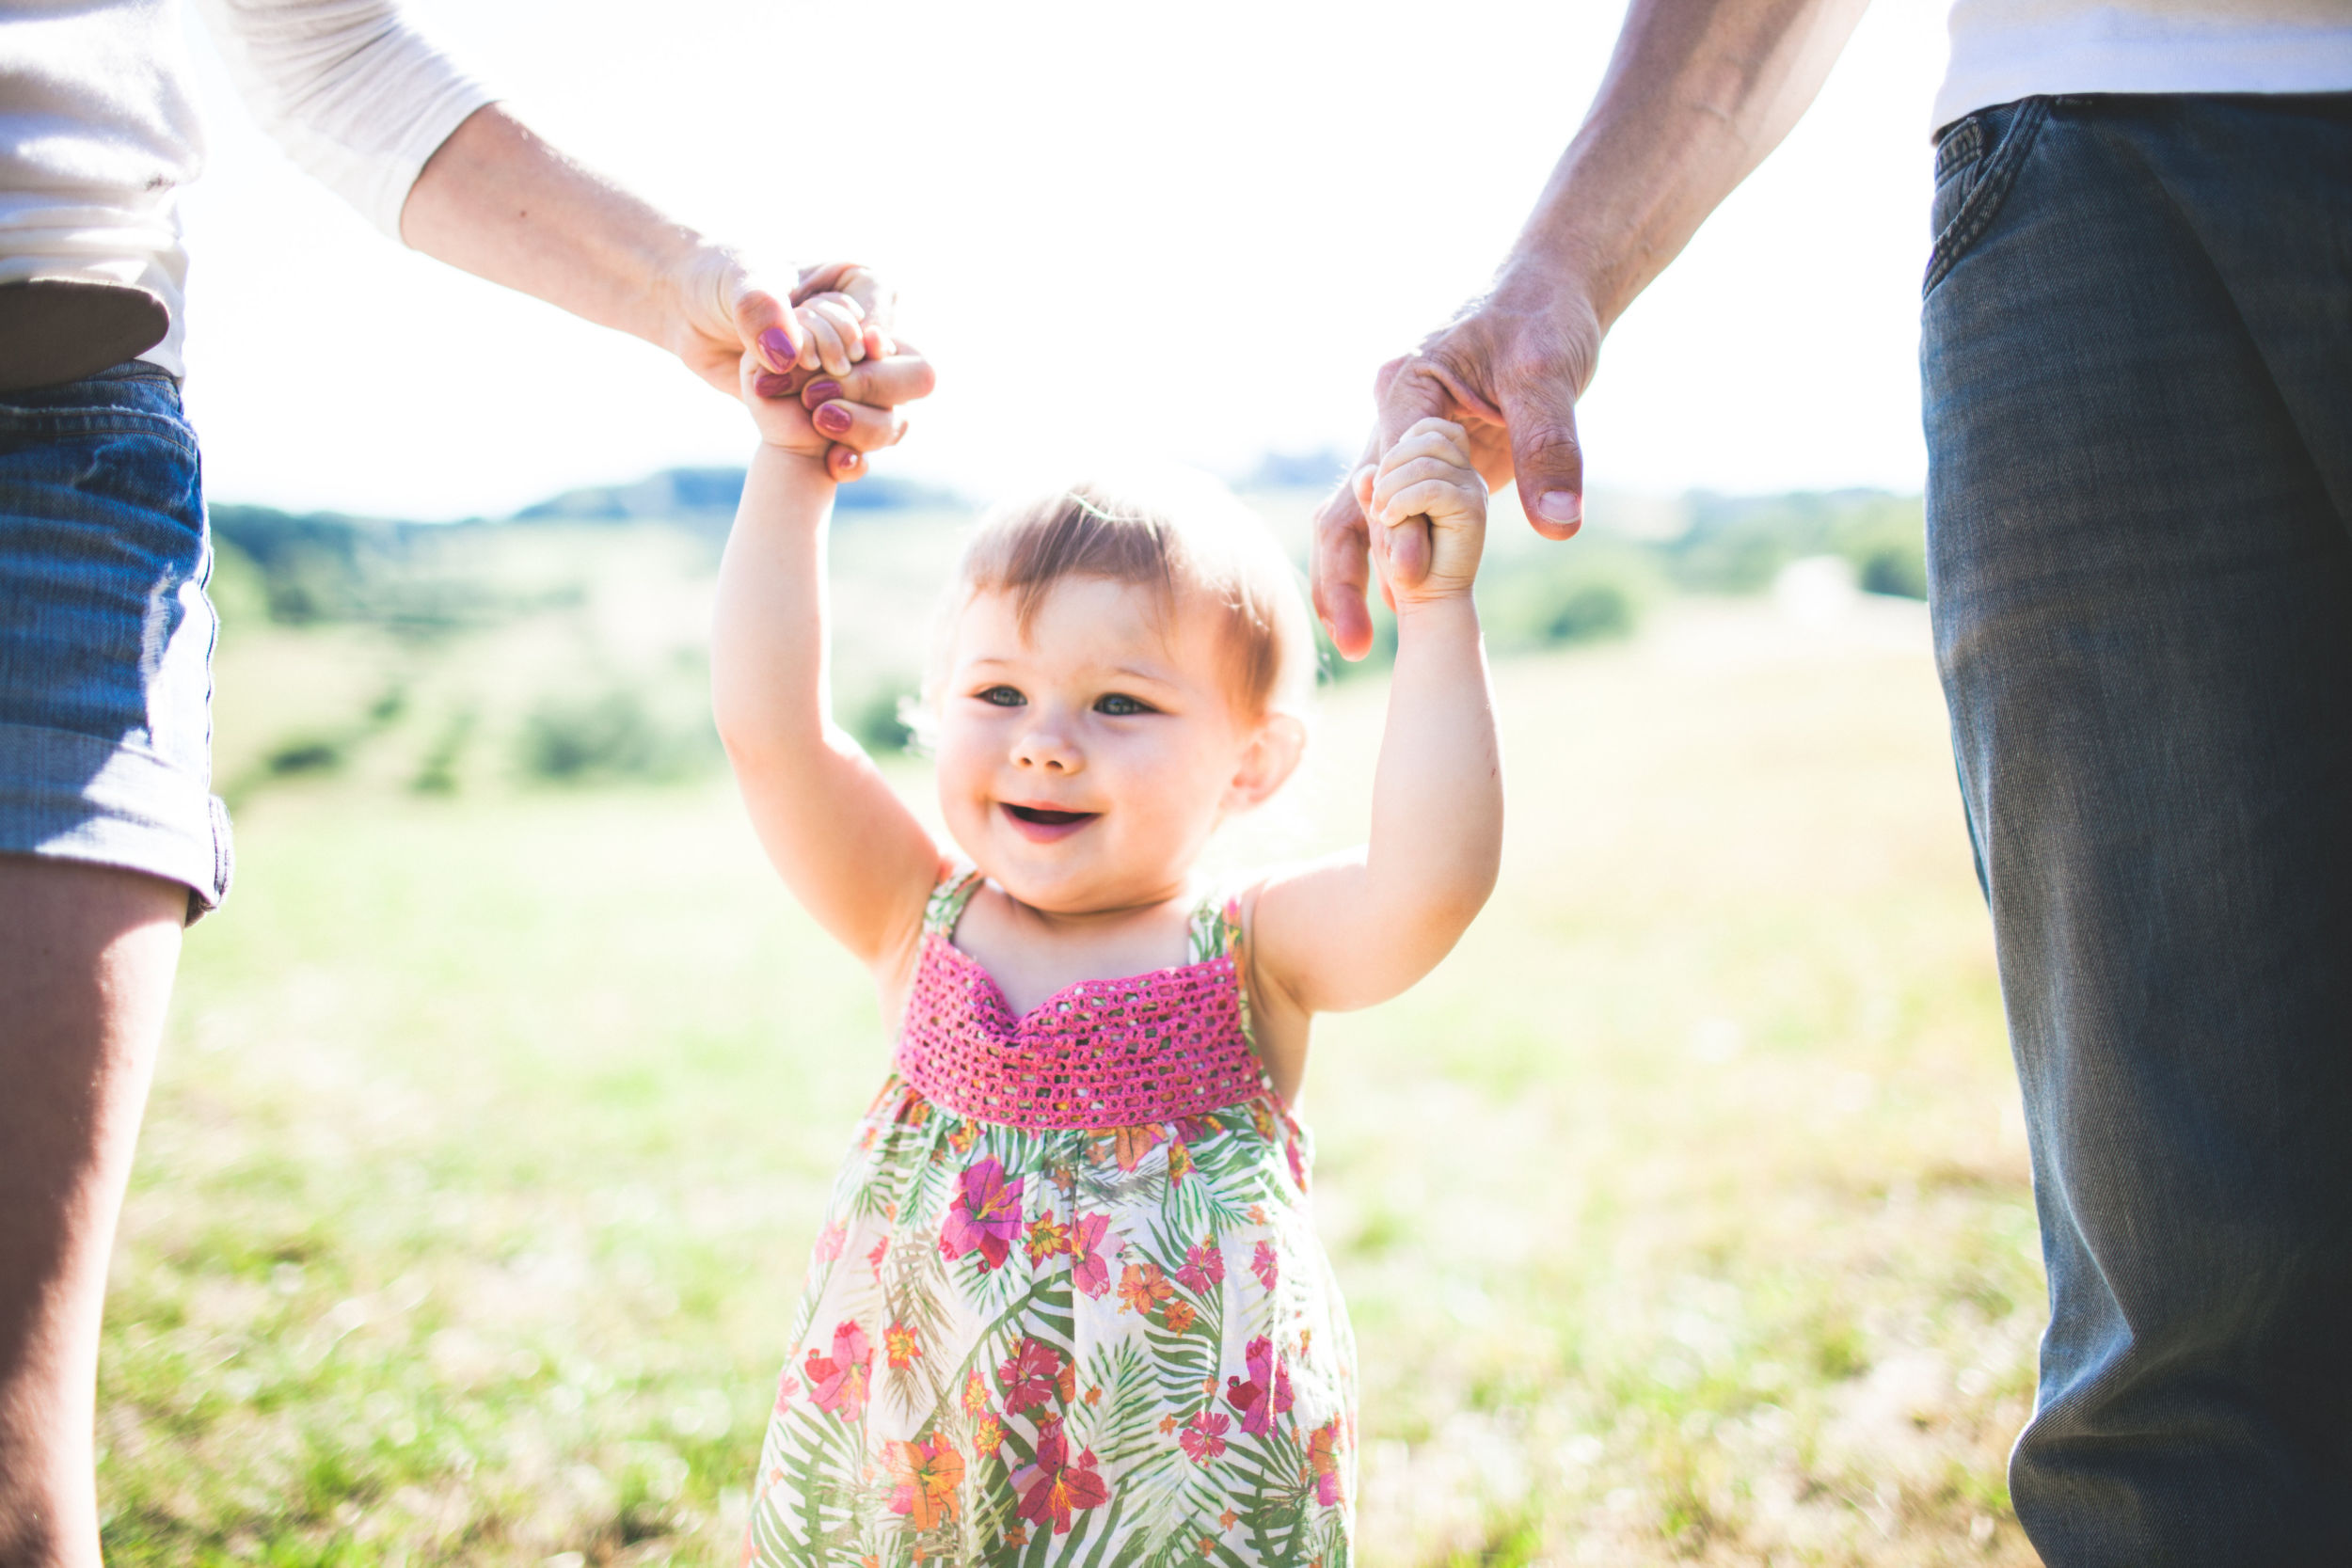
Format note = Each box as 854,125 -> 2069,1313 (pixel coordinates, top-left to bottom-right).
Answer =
1924,97 -> 2050,298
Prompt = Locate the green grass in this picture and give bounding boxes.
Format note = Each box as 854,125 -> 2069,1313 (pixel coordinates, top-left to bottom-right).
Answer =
103,589 -> 2042,1566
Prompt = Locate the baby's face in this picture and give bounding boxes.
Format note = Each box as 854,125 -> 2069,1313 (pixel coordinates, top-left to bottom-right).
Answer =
934,578 -> 1270,916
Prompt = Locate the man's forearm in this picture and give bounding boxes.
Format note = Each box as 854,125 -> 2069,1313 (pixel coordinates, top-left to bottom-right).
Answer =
1504,0 -> 1871,328
398,104 -> 707,350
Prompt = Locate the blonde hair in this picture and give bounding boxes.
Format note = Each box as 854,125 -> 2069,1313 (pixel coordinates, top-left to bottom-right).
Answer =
921,469 -> 1316,724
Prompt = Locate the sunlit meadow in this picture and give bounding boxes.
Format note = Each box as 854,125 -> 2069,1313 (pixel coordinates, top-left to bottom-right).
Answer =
97,499 -> 2043,1565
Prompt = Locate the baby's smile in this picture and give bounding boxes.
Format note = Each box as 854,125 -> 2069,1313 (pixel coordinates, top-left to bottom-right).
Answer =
1000,801 -> 1101,842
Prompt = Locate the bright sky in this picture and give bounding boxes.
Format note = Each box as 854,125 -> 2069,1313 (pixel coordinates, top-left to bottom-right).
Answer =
176,0 -> 1950,520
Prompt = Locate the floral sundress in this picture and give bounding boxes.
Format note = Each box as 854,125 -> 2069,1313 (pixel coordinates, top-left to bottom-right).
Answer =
743,866 -> 1357,1565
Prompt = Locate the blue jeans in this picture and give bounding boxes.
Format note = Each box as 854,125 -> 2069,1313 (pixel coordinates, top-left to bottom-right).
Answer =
1924,94 -> 2352,1563
0,361 -> 229,919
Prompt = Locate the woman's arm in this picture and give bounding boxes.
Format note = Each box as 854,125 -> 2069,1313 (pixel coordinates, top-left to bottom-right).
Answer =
1252,420 -> 1504,1017
710,363 -> 942,977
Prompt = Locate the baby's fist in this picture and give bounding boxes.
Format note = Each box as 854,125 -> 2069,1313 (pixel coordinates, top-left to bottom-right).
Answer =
1360,417 -> 1487,606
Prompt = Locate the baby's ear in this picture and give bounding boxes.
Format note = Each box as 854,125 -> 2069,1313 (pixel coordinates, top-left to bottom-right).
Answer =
1227,713 -> 1307,813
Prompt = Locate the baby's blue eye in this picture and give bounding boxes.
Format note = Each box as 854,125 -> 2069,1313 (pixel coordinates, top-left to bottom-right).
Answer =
978,686 -> 1025,707
1095,692 -> 1152,717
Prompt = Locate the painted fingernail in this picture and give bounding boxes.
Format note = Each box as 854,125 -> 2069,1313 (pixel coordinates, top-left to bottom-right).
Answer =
757,326 -> 795,370
803,379 -> 843,407
814,403 -> 853,436
753,372 -> 796,400
1536,490 -> 1582,525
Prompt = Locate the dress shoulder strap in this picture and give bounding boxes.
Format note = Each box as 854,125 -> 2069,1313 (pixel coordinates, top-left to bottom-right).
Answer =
1186,886 -> 1256,1046
922,863 -> 984,938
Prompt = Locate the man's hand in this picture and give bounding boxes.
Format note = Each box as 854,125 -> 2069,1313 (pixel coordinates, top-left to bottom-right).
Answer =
1312,267 -> 1601,659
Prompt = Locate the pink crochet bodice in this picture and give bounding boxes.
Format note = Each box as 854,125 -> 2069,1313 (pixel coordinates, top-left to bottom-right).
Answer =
892,868 -> 1271,1131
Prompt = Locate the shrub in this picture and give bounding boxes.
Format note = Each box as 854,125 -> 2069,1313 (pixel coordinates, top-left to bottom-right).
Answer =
521,688 -> 717,784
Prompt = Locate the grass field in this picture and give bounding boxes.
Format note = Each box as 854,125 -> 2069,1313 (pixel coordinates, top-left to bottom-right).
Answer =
99,581 -> 2045,1566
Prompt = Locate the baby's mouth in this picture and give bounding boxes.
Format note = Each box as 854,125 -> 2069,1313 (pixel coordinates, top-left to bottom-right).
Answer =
1001,802 -> 1100,841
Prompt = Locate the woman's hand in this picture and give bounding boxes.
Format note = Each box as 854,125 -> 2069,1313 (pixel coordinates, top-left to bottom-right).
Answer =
671,250 -> 930,481
1357,417 -> 1488,610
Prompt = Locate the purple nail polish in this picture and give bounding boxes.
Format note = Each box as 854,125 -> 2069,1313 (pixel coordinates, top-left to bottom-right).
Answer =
803,380 -> 844,408
753,372 -> 796,400
814,403 -> 853,436
758,326 -> 795,369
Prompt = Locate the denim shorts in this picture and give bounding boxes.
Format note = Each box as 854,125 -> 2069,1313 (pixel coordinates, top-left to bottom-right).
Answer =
0,360 -> 230,921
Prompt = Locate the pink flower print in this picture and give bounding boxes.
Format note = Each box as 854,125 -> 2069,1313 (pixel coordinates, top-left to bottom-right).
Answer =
1251,1240 -> 1279,1292
1223,1336 -> 1294,1436
1176,1239 -> 1225,1296
1179,1410 -> 1230,1465
940,1156 -> 1025,1271
1068,1212 -> 1118,1298
1307,1415 -> 1345,1505
1175,1113 -> 1224,1145
866,1235 -> 889,1275
1012,1417 -> 1109,1535
771,1370 -> 801,1413
803,1321 -> 871,1421
996,1336 -> 1065,1415
812,1219 -> 847,1263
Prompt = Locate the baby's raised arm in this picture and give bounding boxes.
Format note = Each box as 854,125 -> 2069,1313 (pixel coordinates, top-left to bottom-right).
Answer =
710,347 -> 942,983
1250,417 -> 1503,1019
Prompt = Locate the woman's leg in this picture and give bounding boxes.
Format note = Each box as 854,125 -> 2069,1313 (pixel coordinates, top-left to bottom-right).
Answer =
0,858 -> 181,1568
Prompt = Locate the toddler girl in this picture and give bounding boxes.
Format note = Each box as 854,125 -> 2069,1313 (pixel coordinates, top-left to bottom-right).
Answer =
714,348 -> 1502,1563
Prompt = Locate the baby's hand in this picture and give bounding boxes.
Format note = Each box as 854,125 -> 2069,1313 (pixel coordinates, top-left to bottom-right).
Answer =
1356,417 -> 1487,608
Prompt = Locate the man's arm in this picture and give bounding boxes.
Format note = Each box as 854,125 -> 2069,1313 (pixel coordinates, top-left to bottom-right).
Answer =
1313,0 -> 1872,657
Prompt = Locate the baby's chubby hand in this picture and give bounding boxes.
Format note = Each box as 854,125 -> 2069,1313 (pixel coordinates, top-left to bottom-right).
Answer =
1355,417 -> 1487,608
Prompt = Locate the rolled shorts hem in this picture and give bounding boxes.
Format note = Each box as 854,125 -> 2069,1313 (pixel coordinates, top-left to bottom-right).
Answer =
0,719 -> 232,923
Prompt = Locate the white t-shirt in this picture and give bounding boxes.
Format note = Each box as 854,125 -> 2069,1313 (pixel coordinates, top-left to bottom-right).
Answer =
0,0 -> 491,375
1939,0 -> 2352,128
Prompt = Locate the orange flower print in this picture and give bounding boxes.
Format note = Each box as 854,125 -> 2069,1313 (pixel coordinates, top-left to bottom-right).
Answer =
1308,1415 -> 1345,1505
1083,1384 -> 1103,1407
1199,1538 -> 1216,1557
972,1411 -> 1005,1459
1166,1140 -> 1194,1184
1118,1261 -> 1175,1316
962,1368 -> 991,1416
1218,1508 -> 1239,1529
1163,1300 -> 1198,1335
1003,1526 -> 1027,1548
1158,1414 -> 1179,1434
1024,1209 -> 1071,1268
883,1433 -> 965,1528
884,1322 -> 920,1370
1105,1123 -> 1166,1172
947,1118 -> 977,1155
1057,1359 -> 1077,1406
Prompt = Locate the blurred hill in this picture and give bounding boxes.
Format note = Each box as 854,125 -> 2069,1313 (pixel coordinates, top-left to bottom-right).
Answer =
201,463 -> 1925,810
